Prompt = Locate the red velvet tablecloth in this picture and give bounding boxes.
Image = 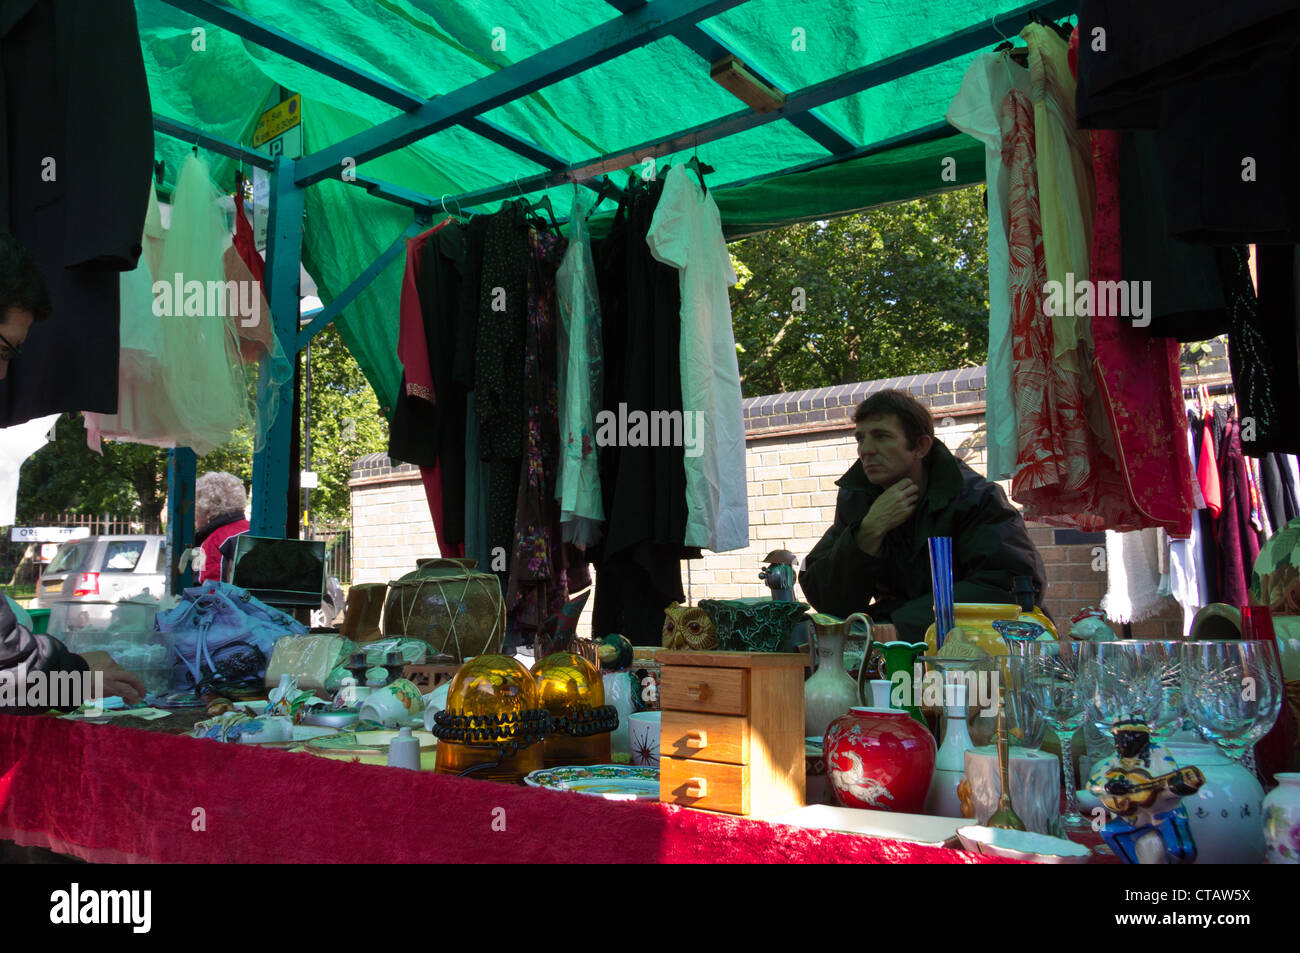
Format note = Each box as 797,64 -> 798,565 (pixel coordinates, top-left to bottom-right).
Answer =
0,714 -> 1005,864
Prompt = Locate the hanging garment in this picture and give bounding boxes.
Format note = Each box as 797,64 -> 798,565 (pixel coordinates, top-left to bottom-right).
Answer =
1119,132 -> 1228,341
591,543 -> 686,647
0,0 -> 153,427
390,221 -> 468,553
454,215 -> 491,565
1101,528 -> 1169,624
0,414 -> 57,525
505,227 -> 568,637
1214,245 -> 1300,456
1170,426 -> 1212,634
155,156 -> 254,456
1197,413 -> 1222,518
84,188 -> 183,453
647,164 -> 749,553
227,197 -> 274,364
1000,87 -> 1118,530
594,177 -> 690,556
1190,415 -> 1220,605
1075,1 -> 1299,127
1075,39 -> 1193,537
945,51 -> 1030,482
1279,453 -> 1300,523
1023,22 -> 1096,358
1214,407 -> 1256,607
554,189 -> 605,546
475,202 -> 530,572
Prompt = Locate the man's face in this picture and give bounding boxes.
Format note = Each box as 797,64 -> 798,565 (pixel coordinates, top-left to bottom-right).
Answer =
854,413 -> 929,486
0,306 -> 34,381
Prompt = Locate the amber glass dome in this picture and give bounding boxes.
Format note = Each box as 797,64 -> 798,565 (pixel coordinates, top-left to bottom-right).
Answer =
532,652 -> 605,715
434,654 -> 545,781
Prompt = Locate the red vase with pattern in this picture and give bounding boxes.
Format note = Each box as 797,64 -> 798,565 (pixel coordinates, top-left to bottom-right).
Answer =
824,706 -> 936,813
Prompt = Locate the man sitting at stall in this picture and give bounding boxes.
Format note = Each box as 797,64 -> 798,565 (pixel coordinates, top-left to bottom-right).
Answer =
799,389 -> 1046,641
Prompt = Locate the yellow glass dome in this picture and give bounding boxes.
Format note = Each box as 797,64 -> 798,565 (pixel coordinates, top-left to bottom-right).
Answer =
532,652 -> 611,767
434,654 -> 545,781
532,652 -> 605,714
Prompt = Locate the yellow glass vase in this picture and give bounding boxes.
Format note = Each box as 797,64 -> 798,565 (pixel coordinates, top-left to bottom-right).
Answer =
434,655 -> 545,782
924,603 -> 1024,657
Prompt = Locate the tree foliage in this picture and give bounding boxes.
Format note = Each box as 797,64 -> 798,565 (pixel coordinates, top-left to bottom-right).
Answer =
729,185 -> 989,397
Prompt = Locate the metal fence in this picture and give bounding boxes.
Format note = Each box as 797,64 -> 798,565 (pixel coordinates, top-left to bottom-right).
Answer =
312,523 -> 351,586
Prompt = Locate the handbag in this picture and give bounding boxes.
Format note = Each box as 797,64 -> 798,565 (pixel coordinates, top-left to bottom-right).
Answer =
156,581 -> 306,692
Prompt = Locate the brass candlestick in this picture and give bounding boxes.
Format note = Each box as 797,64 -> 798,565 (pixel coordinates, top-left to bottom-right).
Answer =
988,694 -> 1026,831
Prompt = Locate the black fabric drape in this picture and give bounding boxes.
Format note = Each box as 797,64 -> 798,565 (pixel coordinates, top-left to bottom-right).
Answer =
589,178 -> 693,640
388,223 -> 469,546
0,0 -> 153,426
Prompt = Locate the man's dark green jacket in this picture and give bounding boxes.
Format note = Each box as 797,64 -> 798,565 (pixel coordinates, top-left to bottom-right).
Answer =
799,440 -> 1047,641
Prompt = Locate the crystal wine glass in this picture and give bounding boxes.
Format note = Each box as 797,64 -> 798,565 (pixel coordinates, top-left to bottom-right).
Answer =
1181,640 -> 1279,764
1077,640 -> 1164,739
1237,639 -> 1284,779
1114,640 -> 1186,742
1021,640 -> 1089,832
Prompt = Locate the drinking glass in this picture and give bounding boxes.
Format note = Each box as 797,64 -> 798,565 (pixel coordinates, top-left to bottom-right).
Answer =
1114,640 -> 1186,741
1238,639 -> 1285,778
1020,640 -> 1089,831
1077,641 -> 1164,739
1000,646 -> 1047,751
1181,640 -> 1279,764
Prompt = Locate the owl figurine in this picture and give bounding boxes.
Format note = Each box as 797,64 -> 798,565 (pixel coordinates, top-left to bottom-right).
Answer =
662,602 -> 717,651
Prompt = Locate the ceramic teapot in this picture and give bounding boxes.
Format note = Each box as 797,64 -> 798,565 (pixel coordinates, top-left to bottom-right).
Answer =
804,612 -> 873,738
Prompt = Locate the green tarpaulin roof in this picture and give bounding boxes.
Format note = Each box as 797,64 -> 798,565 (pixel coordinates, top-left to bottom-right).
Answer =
137,0 -> 1074,414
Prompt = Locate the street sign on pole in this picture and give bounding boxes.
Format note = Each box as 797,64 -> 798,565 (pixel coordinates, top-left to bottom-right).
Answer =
10,526 -> 92,543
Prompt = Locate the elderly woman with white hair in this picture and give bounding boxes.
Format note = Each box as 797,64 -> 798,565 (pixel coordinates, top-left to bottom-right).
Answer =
194,471 -> 251,583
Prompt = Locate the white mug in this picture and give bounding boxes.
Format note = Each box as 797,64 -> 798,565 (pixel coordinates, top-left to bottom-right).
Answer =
628,711 -> 661,766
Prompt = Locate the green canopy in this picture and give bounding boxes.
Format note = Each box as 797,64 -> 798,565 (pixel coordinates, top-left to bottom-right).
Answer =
137,0 -> 1073,413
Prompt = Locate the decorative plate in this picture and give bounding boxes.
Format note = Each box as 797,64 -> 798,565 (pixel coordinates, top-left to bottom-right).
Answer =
304,729 -> 437,755
524,765 -> 659,801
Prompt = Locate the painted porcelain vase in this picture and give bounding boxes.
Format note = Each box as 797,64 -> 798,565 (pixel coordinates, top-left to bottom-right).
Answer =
871,640 -> 929,727
1162,742 -> 1265,864
925,682 -> 975,818
824,706 -> 936,813
1264,773 -> 1300,864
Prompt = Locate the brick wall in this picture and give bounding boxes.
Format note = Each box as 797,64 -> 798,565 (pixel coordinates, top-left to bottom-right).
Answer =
353,354 -> 1229,641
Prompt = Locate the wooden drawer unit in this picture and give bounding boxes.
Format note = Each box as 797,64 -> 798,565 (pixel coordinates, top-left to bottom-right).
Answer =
661,710 -> 748,764
659,665 -> 748,715
657,650 -> 805,817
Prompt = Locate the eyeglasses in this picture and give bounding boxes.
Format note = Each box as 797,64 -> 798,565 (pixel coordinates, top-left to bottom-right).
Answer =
0,330 -> 20,362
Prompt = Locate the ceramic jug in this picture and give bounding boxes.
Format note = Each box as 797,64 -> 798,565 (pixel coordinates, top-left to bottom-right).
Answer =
870,639 -> 930,727
804,613 -> 872,738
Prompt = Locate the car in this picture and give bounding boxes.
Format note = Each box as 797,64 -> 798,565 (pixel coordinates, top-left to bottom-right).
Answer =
31,535 -> 168,633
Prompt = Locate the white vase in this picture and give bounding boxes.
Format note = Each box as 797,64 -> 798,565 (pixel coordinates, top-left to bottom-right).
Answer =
1163,742 -> 1265,864
925,681 -> 974,818
603,672 -> 635,757
1264,772 -> 1300,864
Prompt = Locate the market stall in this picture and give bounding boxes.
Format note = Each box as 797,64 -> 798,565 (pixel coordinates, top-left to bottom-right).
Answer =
3,0 -> 1299,869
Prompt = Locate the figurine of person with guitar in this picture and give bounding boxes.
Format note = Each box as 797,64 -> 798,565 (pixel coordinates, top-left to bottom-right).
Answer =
1089,719 -> 1206,864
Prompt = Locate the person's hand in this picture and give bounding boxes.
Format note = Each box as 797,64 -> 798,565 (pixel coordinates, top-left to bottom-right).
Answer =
856,479 -> 920,554
78,651 -> 147,705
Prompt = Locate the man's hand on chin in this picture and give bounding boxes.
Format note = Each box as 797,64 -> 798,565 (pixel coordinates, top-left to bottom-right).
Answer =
855,478 -> 919,555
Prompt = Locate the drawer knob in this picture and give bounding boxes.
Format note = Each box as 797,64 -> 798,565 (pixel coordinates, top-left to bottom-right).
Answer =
684,778 -> 708,798
684,730 -> 707,749
684,681 -> 710,700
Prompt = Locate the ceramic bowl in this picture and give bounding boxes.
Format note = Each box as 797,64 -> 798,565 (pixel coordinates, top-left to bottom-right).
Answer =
956,825 -> 1092,863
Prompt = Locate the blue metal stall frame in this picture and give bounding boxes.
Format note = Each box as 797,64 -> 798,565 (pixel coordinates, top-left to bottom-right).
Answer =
152,0 -> 1076,593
